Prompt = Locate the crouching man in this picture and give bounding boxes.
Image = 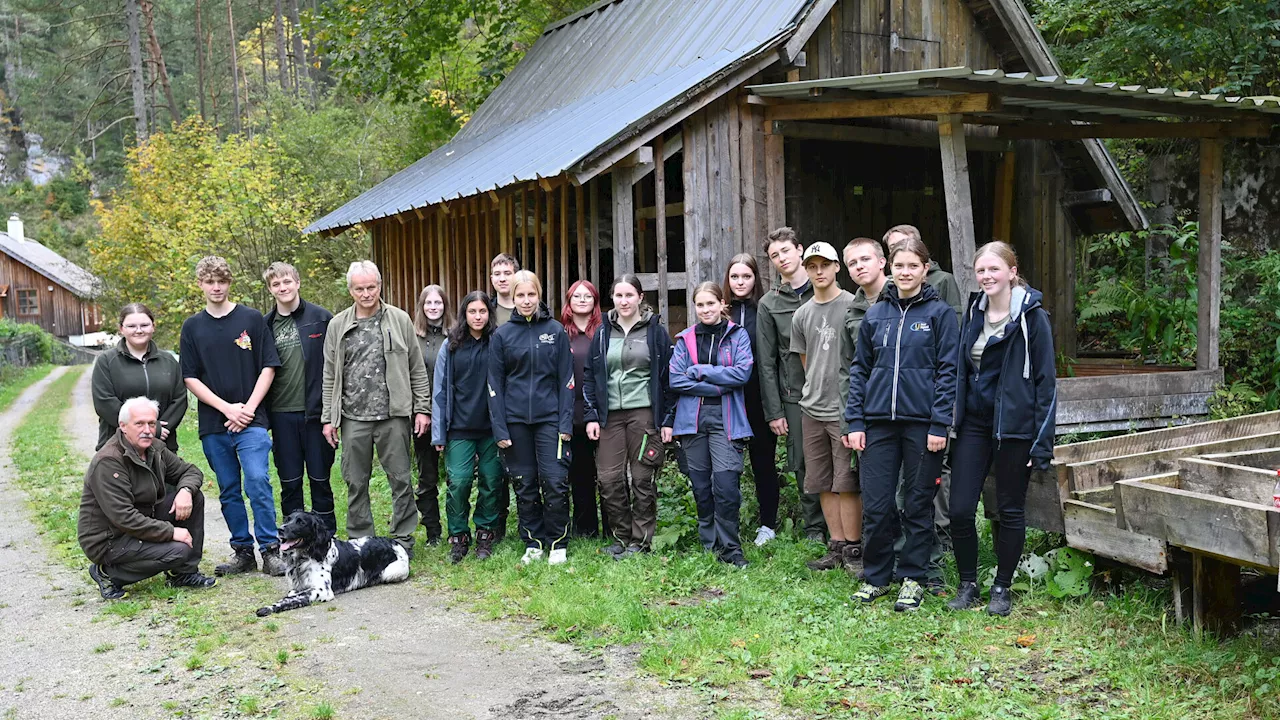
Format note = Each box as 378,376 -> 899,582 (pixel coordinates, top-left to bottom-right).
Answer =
79,396 -> 216,599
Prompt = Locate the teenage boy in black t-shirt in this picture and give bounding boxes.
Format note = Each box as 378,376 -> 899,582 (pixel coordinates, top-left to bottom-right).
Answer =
180,256 -> 284,577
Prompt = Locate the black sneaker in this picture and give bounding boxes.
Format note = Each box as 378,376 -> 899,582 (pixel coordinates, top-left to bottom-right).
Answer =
987,585 -> 1013,616
88,564 -> 127,600
474,530 -> 495,560
215,546 -> 257,576
260,545 -> 287,577
448,534 -> 471,564
424,533 -> 442,547
167,571 -> 217,589
947,581 -> 982,611
603,541 -> 626,558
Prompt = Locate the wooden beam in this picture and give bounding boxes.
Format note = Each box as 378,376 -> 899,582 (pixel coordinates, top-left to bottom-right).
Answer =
765,93 -> 999,123
613,146 -> 654,169
634,272 -> 687,293
1197,138 -> 1223,371
770,120 -> 1012,152
999,120 -> 1272,140
612,170 -> 636,277
781,0 -> 838,64
1063,188 -> 1113,206
992,151 -> 1016,243
635,202 -> 686,221
938,113 -> 979,295
654,133 -> 669,325
930,77 -> 1257,123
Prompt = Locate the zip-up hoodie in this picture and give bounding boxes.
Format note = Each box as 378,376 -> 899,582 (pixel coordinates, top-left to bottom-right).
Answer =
264,298 -> 334,422
487,303 -> 574,442
91,339 -> 187,453
582,308 -> 676,430
954,287 -> 1057,469
432,334 -> 491,446
756,280 -> 813,422
845,282 -> 959,437
669,319 -> 754,440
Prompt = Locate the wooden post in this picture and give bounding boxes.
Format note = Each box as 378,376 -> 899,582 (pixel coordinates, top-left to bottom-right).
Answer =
1192,552 -> 1241,636
764,127 -> 785,231
655,135 -> 669,324
589,179 -> 601,284
546,187 -> 556,314
613,168 -> 636,278
576,184 -> 587,282
993,150 -> 1016,243
560,183 -> 570,301
1197,138 -> 1223,371
938,113 -> 979,294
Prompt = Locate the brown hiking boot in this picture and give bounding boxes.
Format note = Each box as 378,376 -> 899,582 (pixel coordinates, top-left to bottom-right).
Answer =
474,530 -> 495,560
448,534 -> 471,564
261,545 -> 287,577
806,540 -> 848,571
215,546 -> 257,576
842,540 -> 864,578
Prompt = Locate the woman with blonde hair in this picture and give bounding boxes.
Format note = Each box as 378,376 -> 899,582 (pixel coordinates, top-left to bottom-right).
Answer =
947,241 -> 1056,616
487,271 -> 575,565
412,284 -> 453,544
670,282 -> 754,568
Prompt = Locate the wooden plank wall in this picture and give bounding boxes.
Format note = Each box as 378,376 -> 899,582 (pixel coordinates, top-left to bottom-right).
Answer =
0,254 -> 91,336
370,180 -> 602,319
797,0 -> 1002,81
1012,140 -> 1077,357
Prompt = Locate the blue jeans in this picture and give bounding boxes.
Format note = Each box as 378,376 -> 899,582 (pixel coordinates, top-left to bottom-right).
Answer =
201,427 -> 278,551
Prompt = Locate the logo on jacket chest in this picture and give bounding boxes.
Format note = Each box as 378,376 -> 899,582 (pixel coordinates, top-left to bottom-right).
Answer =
910,322 -> 932,332
538,333 -> 557,345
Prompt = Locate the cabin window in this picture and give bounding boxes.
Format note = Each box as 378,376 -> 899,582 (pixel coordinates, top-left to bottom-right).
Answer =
17,289 -> 39,315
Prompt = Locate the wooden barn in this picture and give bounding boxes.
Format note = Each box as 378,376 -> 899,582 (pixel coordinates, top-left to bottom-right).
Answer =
306,0 -> 1280,431
0,215 -> 103,337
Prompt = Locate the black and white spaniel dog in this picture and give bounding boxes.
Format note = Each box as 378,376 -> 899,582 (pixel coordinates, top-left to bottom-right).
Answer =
255,511 -> 410,616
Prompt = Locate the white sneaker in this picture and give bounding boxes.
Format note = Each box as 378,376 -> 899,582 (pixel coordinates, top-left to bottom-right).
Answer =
548,548 -> 567,565
754,526 -> 777,547
520,548 -> 544,565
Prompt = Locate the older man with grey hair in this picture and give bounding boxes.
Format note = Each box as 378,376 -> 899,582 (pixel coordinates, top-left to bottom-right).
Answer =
78,397 -> 215,600
322,261 -> 431,552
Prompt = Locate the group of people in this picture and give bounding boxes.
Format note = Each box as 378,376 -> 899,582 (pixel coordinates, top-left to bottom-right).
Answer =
78,222 -> 1056,617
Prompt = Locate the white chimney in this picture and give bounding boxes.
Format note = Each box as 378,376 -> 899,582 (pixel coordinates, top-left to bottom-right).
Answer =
7,214 -> 22,242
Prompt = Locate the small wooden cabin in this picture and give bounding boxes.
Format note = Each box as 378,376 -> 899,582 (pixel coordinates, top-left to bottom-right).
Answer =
0,218 -> 102,337
307,0 -> 1279,430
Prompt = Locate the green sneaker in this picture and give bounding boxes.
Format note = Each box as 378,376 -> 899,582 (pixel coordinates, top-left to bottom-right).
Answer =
853,583 -> 891,604
894,579 -> 924,612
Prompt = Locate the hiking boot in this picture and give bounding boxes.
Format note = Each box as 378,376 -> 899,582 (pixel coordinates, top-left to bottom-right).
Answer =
616,544 -> 647,560
260,545 -> 287,577
853,583 -> 890,604
987,585 -> 1013,617
806,540 -> 848,571
449,534 -> 471,564
424,533 -> 442,547
474,530 -> 496,561
548,548 -> 567,566
723,552 -> 748,569
603,540 -> 626,558
894,579 -> 924,612
520,548 -> 544,565
841,540 -> 863,575
753,526 -> 776,547
88,564 -> 127,600
215,546 -> 257,576
947,581 -> 982,611
167,571 -> 217,589
805,530 -> 827,544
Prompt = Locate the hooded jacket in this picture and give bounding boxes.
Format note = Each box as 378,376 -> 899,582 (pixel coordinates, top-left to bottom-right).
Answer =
926,261 -> 964,317
77,429 -> 203,565
757,280 -> 813,422
487,303 -> 574,441
91,339 -> 187,453
418,322 -> 447,381
264,298 -> 334,422
954,287 -> 1058,468
845,283 -> 959,437
669,319 -> 754,440
431,333 -> 492,446
583,309 -> 677,430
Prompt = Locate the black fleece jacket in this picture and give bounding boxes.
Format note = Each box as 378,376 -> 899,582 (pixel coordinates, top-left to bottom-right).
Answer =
263,298 -> 334,421
486,303 -> 574,441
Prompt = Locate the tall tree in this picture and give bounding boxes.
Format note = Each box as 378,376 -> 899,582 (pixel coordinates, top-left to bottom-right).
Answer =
226,0 -> 242,133
140,0 -> 179,123
195,0 -> 207,120
273,0 -> 288,90
124,0 -> 148,143
285,0 -> 313,106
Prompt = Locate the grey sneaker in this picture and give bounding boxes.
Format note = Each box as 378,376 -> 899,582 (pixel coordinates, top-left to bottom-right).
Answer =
260,545 -> 287,577
215,546 -> 257,576
894,579 -> 924,612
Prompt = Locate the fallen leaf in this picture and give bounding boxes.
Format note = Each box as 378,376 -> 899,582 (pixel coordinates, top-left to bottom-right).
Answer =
748,669 -> 773,679
1016,634 -> 1037,648
952,677 -> 974,685
731,639 -> 747,648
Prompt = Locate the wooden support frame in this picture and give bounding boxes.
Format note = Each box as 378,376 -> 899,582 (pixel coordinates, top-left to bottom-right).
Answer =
992,151 -> 1016,243
1197,138 -> 1224,371
998,120 -> 1272,141
613,168 -> 636,277
654,134 -> 669,324
764,93 -> 998,123
937,113 -> 979,295
764,128 -> 785,232
589,179 -> 600,284
771,120 -> 1013,152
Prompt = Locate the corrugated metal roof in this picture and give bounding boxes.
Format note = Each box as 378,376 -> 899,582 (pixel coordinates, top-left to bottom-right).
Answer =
0,231 -> 100,298
747,67 -> 1280,117
306,0 -> 811,234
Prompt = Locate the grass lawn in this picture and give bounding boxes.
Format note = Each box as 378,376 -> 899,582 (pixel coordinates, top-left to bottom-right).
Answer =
0,363 -> 52,411
12,372 -> 1280,719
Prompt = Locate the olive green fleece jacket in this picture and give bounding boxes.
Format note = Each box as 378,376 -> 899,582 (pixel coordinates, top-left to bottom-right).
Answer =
321,302 -> 432,427
757,280 -> 813,422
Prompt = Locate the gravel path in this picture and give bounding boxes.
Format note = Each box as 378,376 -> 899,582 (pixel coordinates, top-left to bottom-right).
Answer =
0,366 -> 712,720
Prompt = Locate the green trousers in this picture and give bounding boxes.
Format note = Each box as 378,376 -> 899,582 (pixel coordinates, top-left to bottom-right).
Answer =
444,437 -> 503,537
340,416 -> 418,551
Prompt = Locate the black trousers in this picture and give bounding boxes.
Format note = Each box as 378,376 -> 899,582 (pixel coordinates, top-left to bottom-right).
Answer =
949,421 -> 1033,587
101,489 -> 205,585
269,411 -> 336,532
744,409 -> 780,529
569,426 -> 603,537
413,433 -> 443,539
502,422 -> 571,550
860,421 -> 944,587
